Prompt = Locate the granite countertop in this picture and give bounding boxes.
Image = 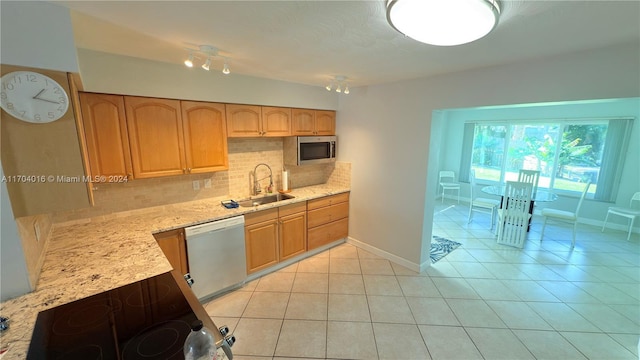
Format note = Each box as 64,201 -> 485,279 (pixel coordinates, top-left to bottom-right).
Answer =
0,184 -> 349,358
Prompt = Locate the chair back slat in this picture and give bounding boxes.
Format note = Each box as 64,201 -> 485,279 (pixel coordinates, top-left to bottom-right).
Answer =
518,170 -> 540,198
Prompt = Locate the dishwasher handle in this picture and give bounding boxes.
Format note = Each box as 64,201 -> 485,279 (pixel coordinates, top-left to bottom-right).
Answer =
185,216 -> 245,237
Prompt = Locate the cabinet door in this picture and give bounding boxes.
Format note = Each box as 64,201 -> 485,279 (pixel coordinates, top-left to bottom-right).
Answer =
315,110 -> 336,135
279,211 -> 307,261
245,220 -> 279,273
226,104 -> 262,137
181,101 -> 229,173
125,97 -> 186,178
154,229 -> 188,275
261,106 -> 291,136
79,93 -> 133,179
291,108 -> 316,135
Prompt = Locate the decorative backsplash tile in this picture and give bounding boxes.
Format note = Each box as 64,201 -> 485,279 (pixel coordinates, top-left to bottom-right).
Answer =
51,138 -> 351,223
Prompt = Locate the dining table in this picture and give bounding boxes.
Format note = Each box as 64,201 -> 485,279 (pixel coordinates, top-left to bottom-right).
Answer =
481,185 -> 558,202
481,184 -> 557,231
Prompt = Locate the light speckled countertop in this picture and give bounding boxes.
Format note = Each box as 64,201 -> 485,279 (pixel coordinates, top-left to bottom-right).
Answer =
0,184 -> 349,358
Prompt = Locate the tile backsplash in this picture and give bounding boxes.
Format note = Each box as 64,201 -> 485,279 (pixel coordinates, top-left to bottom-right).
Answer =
51,138 -> 350,223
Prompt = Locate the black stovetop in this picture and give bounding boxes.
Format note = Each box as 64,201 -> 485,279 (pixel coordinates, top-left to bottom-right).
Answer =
27,272 -> 199,360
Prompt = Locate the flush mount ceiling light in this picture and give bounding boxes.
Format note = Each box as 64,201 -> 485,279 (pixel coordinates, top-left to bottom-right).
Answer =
325,75 -> 350,95
183,45 -> 231,74
386,0 -> 501,46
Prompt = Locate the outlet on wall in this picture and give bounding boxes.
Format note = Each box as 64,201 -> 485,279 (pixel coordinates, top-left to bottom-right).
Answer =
204,179 -> 212,188
192,180 -> 200,190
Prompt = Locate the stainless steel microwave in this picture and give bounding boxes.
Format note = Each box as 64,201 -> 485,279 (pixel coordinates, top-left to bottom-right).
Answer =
284,136 -> 337,166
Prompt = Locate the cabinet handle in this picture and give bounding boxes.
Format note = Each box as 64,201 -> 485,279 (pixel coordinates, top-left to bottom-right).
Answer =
183,168 -> 187,173
188,168 -> 192,173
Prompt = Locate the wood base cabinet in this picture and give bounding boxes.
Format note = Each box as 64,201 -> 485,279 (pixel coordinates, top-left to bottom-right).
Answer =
307,192 -> 349,250
244,202 -> 307,274
153,228 -> 188,275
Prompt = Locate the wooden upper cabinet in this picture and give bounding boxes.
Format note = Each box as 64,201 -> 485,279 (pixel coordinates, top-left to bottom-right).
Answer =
291,109 -> 335,136
124,96 -> 186,179
315,110 -> 336,136
226,104 -> 262,137
79,93 -> 133,180
181,101 -> 229,173
261,106 -> 291,136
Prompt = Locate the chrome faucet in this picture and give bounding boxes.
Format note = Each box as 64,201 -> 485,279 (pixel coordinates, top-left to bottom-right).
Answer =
253,163 -> 273,195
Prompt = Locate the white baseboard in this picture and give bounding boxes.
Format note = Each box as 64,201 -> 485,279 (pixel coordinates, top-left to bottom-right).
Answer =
347,236 -> 423,272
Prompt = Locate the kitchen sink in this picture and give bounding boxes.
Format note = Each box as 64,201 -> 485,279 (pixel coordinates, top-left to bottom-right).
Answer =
237,193 -> 295,207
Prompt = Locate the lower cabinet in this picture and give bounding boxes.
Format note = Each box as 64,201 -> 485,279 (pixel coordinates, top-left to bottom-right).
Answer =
307,193 -> 350,250
244,202 -> 307,274
153,228 -> 188,275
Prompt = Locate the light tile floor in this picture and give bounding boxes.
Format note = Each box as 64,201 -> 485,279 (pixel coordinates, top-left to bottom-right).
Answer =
204,201 -> 639,359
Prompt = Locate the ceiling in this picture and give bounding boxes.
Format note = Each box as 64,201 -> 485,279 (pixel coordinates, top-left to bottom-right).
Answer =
54,1 -> 640,88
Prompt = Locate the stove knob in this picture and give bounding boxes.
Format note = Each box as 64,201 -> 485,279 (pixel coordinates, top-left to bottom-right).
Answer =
184,273 -> 195,288
224,334 -> 236,347
219,325 -> 229,336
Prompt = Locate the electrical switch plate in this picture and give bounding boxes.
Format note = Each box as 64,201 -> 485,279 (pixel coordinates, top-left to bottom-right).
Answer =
193,180 -> 200,190
204,179 -> 212,188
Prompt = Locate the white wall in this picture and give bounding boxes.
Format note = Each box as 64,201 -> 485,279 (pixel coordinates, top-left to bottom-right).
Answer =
337,41 -> 640,268
76,49 -> 338,110
0,1 -> 78,72
1,1 -> 79,300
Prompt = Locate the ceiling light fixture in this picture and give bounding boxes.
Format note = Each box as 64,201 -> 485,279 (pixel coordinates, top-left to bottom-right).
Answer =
183,45 -> 231,74
184,51 -> 194,67
325,76 -> 350,95
202,57 -> 211,71
386,0 -> 501,46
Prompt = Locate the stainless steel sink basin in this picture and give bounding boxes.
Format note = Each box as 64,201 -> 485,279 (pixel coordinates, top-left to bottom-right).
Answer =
237,193 -> 295,207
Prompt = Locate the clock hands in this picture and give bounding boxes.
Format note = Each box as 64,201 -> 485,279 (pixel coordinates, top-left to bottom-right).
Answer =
32,88 -> 60,104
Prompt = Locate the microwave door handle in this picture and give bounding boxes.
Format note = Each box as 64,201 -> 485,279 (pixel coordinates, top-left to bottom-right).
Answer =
331,142 -> 336,158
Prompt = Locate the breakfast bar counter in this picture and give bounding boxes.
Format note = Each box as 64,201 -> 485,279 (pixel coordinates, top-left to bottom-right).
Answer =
0,184 -> 349,358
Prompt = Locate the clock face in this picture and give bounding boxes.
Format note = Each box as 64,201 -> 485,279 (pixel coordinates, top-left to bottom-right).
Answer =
0,71 -> 70,123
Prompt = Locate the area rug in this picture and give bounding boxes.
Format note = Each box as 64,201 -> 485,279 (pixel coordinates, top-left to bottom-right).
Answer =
431,236 -> 462,263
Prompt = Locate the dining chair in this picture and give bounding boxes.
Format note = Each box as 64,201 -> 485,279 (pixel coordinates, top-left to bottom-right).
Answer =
439,170 -> 460,204
496,181 -> 533,248
468,170 -> 500,229
518,169 -> 540,198
602,191 -> 640,241
539,181 -> 591,248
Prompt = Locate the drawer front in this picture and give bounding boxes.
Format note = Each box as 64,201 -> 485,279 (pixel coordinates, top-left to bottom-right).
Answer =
307,192 -> 350,211
279,201 -> 307,217
307,217 -> 349,250
244,208 -> 278,226
307,202 -> 349,228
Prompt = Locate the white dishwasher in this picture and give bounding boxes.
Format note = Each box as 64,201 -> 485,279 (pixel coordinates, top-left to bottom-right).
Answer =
185,215 -> 247,301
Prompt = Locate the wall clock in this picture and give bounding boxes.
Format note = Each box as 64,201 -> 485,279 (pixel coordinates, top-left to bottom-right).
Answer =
0,71 -> 70,123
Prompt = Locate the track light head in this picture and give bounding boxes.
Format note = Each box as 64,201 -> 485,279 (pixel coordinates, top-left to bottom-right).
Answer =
202,57 -> 211,71
222,62 -> 230,75
344,85 -> 350,94
184,52 -> 194,68
326,84 -> 332,91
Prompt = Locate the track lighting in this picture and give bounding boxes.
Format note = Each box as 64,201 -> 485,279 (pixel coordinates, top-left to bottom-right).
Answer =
325,75 -> 350,95
202,57 -> 211,71
183,45 -> 231,75
184,52 -> 194,67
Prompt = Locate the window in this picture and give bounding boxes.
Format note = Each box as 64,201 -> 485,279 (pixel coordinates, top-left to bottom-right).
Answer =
461,119 -> 633,201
